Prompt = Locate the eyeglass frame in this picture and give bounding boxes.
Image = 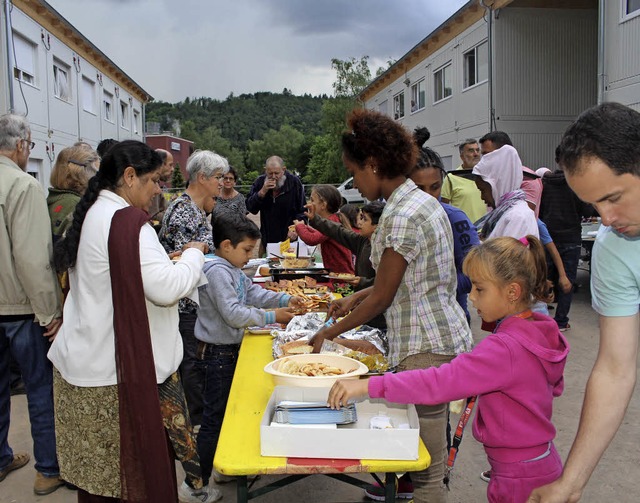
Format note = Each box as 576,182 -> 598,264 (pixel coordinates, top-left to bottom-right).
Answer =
22,139 -> 35,150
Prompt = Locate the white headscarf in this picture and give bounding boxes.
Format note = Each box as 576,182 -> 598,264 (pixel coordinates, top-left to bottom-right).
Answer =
472,145 -> 523,204
536,167 -> 551,178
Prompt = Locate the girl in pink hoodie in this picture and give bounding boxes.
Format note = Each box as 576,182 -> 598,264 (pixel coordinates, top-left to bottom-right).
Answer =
329,235 -> 569,503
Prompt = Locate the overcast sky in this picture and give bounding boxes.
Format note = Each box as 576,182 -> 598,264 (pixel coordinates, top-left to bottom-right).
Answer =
46,0 -> 469,103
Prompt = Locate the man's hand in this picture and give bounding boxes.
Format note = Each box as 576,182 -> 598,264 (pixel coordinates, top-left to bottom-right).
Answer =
43,317 -> 62,342
558,275 -> 572,294
527,478 -> 582,503
327,294 -> 360,319
259,177 -> 277,197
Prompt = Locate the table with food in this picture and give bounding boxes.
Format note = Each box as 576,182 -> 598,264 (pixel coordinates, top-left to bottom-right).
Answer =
211,262 -> 430,503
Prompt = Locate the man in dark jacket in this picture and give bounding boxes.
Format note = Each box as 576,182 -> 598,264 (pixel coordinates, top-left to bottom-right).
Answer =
246,155 -> 306,255
538,167 -> 595,331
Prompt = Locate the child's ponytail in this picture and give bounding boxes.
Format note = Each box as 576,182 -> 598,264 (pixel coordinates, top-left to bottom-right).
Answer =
524,235 -> 554,303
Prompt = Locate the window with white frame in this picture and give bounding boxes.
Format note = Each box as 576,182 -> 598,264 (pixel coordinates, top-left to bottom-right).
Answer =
410,79 -> 425,112
81,76 -> 96,113
103,90 -> 114,121
133,110 -> 140,134
53,58 -> 71,101
463,41 -> 488,89
393,92 -> 405,119
12,32 -> 36,85
434,63 -> 452,103
626,0 -> 640,14
120,101 -> 129,129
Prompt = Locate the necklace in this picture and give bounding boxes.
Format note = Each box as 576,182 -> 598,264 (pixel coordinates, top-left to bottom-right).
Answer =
494,309 -> 533,332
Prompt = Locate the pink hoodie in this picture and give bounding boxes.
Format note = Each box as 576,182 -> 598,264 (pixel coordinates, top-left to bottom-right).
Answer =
368,313 -> 569,463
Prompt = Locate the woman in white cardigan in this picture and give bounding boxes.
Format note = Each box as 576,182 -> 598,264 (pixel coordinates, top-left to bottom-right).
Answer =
49,141 -> 219,503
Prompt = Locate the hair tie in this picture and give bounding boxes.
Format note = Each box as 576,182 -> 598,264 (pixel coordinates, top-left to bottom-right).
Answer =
518,237 -> 529,247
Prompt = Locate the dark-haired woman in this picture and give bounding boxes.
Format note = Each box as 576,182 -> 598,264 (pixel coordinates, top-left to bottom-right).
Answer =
48,141 -> 220,503
310,110 -> 473,503
211,166 -> 246,220
410,128 -> 480,323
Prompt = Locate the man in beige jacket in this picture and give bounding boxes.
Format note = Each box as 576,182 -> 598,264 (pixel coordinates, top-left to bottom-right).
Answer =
0,114 -> 65,495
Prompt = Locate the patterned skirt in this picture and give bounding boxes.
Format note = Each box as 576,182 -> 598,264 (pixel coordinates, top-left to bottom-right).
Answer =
53,370 -> 202,497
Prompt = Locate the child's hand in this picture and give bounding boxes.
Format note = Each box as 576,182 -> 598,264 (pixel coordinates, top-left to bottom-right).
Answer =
304,203 -> 317,221
274,307 -> 296,324
288,296 -> 305,308
327,378 -> 369,409
558,275 -> 572,294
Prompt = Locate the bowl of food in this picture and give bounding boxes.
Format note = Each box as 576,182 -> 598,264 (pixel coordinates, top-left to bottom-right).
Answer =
279,256 -> 313,269
264,353 -> 368,387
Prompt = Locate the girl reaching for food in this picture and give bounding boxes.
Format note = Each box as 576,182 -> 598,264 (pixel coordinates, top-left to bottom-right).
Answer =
328,235 -> 569,503
291,184 -> 355,275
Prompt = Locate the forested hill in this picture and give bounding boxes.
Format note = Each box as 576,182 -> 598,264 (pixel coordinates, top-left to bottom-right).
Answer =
146,91 -> 325,149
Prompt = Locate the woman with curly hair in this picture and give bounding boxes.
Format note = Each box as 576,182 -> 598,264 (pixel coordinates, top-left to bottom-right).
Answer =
310,109 -> 473,503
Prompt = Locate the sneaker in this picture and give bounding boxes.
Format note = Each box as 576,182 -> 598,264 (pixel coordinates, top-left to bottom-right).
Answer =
559,324 -> 571,332
33,472 -> 66,495
178,481 -> 222,503
480,470 -> 491,482
364,474 -> 413,501
0,452 -> 30,482
212,469 -> 236,484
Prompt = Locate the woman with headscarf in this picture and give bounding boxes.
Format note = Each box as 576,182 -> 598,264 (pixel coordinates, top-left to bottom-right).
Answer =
472,145 -> 539,240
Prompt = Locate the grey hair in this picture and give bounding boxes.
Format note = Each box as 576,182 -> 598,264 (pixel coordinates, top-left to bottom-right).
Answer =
265,155 -> 285,169
186,150 -> 229,183
458,138 -> 478,154
0,114 -> 30,151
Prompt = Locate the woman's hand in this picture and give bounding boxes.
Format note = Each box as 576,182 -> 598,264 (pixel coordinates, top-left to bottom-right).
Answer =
327,379 -> 369,410
168,250 -> 183,260
288,223 -> 300,240
182,241 -> 208,254
309,325 -> 335,353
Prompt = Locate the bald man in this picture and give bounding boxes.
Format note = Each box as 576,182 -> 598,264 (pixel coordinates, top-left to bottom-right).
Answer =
156,149 -> 175,183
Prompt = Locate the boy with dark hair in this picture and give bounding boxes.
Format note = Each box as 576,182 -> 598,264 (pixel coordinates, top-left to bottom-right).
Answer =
194,214 -> 302,485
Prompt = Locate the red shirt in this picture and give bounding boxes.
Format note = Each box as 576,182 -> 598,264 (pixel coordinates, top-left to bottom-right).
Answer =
295,214 -> 355,274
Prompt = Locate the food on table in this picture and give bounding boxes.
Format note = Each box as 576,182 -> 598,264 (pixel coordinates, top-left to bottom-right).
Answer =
280,256 -> 313,269
264,278 -> 331,314
258,265 -> 271,277
280,340 -> 314,356
278,358 -> 346,376
328,272 -> 356,279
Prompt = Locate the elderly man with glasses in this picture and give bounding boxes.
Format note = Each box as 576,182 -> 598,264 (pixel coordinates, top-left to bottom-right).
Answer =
0,114 -> 66,495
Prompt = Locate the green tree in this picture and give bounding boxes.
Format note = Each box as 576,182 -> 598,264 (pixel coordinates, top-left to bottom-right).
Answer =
245,124 -> 306,174
306,56 -> 373,183
171,162 -> 186,189
198,126 -> 245,177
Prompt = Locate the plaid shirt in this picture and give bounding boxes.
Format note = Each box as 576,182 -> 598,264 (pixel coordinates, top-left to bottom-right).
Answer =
371,179 -> 473,366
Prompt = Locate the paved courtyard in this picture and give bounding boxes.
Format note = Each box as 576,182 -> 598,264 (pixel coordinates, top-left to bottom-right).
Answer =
3,267 -> 639,502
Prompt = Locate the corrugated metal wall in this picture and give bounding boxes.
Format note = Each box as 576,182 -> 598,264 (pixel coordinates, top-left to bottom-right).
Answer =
494,7 -> 598,170
603,2 -> 640,110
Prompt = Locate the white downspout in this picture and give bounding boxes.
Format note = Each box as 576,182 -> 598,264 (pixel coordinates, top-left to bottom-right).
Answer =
481,0 -> 494,130
4,0 -> 15,112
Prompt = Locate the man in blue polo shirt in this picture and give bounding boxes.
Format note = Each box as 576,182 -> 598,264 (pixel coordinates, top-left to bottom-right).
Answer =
529,102 -> 640,502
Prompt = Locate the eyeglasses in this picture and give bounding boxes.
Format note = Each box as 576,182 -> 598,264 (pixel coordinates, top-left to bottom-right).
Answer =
223,176 -> 235,181
23,139 -> 35,150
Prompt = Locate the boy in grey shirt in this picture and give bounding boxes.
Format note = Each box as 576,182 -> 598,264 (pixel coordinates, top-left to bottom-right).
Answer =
194,214 -> 302,486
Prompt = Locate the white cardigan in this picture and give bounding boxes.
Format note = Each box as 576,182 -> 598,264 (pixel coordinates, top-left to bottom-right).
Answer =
48,190 -> 205,387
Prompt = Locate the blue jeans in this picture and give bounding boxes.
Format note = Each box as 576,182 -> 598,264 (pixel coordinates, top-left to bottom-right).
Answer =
547,243 -> 581,328
0,318 -> 59,476
195,342 -> 239,485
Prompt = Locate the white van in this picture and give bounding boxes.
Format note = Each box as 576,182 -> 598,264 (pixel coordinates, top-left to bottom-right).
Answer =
337,177 -> 367,205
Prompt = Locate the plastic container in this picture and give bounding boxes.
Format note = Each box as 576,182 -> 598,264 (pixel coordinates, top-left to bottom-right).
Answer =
264,353 -> 368,387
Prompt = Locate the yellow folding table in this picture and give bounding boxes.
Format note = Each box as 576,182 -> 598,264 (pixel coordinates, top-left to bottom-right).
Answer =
213,333 -> 431,502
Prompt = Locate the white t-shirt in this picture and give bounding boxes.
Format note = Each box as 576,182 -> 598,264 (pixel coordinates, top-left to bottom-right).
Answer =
48,190 -> 205,386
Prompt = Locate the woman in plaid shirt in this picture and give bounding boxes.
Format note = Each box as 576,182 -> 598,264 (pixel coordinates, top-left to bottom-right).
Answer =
311,109 -> 473,503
